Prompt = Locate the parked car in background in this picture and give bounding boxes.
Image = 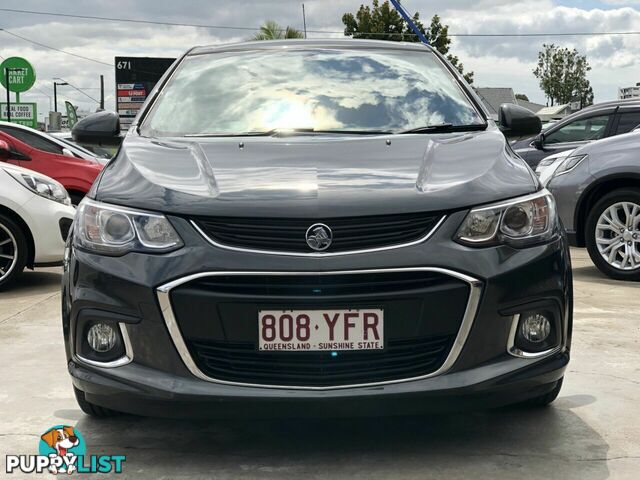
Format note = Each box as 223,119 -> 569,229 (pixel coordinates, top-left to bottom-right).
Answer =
547,130 -> 640,280
50,132 -> 115,160
0,121 -> 107,163
513,99 -> 640,168
535,149 -> 575,186
0,140 -> 76,289
0,129 -> 104,205
537,125 -> 640,186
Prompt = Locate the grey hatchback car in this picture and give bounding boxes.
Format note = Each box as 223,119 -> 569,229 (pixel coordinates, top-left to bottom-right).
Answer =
63,39 -> 572,418
547,130 -> 640,280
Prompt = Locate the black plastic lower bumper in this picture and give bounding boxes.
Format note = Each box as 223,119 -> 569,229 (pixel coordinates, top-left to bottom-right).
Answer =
69,351 -> 568,418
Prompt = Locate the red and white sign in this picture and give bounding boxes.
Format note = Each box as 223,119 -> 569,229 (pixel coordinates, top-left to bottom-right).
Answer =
117,89 -> 146,97
258,309 -> 384,351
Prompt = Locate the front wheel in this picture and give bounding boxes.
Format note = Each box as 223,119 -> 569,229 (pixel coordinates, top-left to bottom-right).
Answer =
73,387 -> 120,418
0,214 -> 28,290
523,378 -> 563,407
585,188 -> 640,281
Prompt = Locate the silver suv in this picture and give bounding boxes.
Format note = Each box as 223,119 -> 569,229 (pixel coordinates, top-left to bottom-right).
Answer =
547,130 -> 640,280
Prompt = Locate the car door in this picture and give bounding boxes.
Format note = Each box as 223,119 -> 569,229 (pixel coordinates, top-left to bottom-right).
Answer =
610,107 -> 640,135
515,112 -> 614,168
542,114 -> 613,153
0,129 -> 66,181
0,126 -> 66,157
0,132 -> 35,168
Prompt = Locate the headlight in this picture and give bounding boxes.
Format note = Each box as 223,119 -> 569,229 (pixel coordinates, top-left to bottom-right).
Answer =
536,157 -> 557,170
74,198 -> 183,255
7,170 -> 71,205
455,190 -> 557,247
553,154 -> 587,177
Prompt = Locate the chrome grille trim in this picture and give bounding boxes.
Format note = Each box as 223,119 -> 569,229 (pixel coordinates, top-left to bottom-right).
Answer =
190,215 -> 447,257
157,267 -> 482,391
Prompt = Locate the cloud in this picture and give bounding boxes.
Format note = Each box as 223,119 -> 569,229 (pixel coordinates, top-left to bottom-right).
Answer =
443,3 -> 640,100
601,0 -> 640,4
0,0 -> 639,117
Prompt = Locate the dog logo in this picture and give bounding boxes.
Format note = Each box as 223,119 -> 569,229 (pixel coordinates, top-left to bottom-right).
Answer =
39,425 -> 85,475
305,223 -> 333,251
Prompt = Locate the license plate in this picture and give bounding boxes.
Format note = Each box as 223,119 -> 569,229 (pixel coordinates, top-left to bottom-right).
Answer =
258,309 -> 384,351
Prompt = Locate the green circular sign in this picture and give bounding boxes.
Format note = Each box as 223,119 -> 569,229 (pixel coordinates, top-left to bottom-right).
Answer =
0,57 -> 36,93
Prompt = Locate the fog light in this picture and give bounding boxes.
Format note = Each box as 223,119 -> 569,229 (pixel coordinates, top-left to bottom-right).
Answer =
520,313 -> 551,343
87,323 -> 117,352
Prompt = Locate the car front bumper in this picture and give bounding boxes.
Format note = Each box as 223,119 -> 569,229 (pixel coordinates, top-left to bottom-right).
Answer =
69,351 -> 568,417
21,195 -> 75,265
62,211 -> 572,417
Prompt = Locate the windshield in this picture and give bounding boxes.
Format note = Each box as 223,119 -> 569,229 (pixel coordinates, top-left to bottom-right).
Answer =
141,48 -> 484,137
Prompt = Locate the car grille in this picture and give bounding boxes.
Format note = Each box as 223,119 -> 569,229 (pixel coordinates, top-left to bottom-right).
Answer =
186,335 -> 454,387
192,212 -> 444,253
167,271 -> 471,388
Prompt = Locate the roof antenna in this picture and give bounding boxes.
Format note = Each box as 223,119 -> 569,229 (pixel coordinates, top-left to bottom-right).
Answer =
389,0 -> 430,45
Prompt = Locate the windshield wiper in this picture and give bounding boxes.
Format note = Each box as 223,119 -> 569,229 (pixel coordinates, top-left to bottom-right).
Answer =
184,128 -> 393,138
309,129 -> 393,135
398,123 -> 487,134
184,128 -> 299,138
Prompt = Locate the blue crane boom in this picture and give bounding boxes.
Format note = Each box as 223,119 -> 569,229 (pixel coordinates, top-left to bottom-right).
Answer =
389,0 -> 430,45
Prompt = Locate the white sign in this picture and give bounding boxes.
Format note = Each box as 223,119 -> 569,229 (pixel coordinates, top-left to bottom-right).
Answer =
0,103 -> 35,120
0,102 -> 37,127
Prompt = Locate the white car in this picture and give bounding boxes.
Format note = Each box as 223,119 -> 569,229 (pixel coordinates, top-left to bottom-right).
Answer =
0,144 -> 76,289
535,149 -> 576,187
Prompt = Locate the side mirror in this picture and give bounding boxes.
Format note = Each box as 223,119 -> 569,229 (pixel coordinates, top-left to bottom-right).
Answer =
498,104 -> 542,138
0,140 -> 30,161
62,148 -> 75,158
72,111 -> 122,147
532,134 -> 545,150
0,140 -> 10,160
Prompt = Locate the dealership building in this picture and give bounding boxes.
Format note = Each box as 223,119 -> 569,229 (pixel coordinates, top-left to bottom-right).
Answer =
619,83 -> 640,99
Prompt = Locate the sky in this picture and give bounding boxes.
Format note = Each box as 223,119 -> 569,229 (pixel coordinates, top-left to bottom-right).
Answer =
1,0 -> 639,121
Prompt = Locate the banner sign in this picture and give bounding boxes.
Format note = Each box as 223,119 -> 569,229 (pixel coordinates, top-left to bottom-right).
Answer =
65,101 -> 78,128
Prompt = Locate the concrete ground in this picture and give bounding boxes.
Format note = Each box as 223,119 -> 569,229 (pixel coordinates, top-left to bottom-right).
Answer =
1,248 -> 638,479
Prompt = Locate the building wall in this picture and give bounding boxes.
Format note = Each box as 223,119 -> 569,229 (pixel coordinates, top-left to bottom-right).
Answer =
619,86 -> 640,100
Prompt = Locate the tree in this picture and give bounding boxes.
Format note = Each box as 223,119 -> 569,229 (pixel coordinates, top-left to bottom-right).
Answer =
533,44 -> 593,108
426,15 -> 473,84
342,1 -> 474,83
515,93 -> 530,101
253,20 -> 304,41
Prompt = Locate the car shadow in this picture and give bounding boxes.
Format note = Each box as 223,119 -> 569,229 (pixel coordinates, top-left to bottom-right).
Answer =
2,269 -> 62,294
72,401 -> 610,479
571,263 -> 631,285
